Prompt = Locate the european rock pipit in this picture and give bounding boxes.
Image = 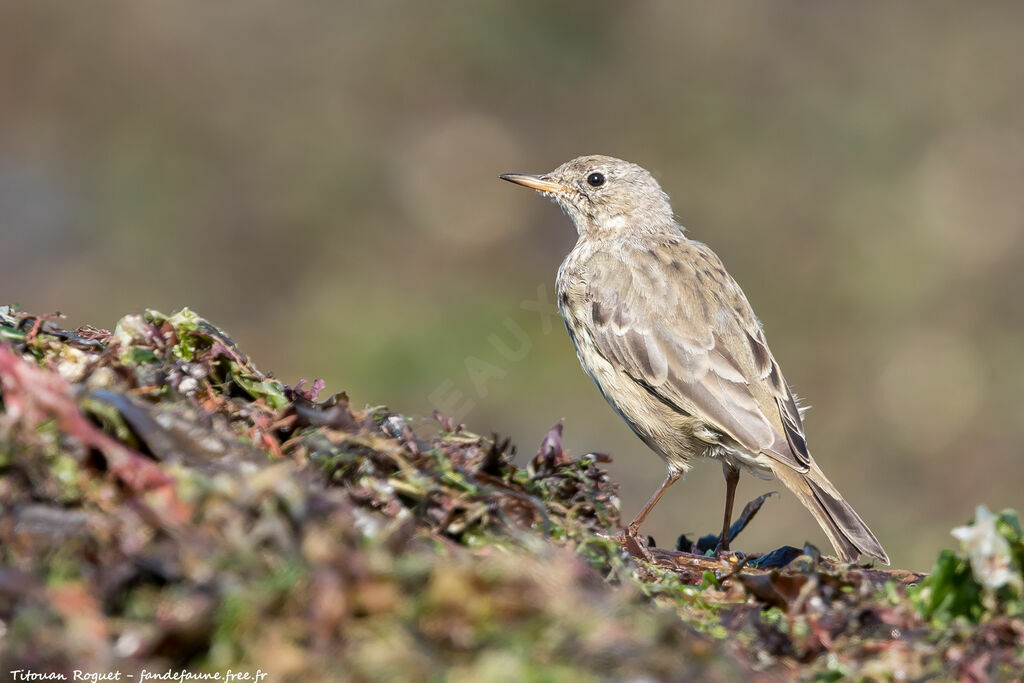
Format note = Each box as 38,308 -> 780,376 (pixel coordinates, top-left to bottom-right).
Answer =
501,155 -> 888,564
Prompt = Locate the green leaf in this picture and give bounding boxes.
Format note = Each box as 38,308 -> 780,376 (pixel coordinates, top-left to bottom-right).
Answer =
231,368 -> 288,410
123,347 -> 158,365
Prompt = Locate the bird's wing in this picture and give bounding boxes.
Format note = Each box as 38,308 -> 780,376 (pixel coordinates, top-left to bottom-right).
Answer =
582,244 -> 811,473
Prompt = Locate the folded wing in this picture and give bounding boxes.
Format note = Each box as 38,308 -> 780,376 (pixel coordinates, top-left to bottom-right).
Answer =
583,245 -> 811,473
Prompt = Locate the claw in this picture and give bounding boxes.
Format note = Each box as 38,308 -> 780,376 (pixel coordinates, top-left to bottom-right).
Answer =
616,528 -> 655,562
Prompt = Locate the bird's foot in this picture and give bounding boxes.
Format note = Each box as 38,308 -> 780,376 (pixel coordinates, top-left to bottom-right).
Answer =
615,528 -> 655,563
712,542 -> 740,562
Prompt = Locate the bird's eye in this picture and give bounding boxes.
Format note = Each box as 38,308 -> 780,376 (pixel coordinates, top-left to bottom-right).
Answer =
587,172 -> 605,187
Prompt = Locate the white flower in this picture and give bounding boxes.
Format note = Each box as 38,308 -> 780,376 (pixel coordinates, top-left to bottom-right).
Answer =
951,505 -> 1022,591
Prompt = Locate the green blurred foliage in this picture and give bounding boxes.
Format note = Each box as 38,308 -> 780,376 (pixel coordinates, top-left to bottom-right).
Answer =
2,1 -> 1023,569
911,508 -> 1024,625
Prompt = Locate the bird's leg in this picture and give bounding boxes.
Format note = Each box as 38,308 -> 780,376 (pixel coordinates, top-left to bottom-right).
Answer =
617,470 -> 682,559
715,463 -> 741,554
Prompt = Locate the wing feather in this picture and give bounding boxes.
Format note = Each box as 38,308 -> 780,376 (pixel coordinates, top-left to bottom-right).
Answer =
582,245 -> 811,472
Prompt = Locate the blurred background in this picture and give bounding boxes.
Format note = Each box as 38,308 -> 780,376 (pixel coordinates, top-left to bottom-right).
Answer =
2,2 -> 1022,570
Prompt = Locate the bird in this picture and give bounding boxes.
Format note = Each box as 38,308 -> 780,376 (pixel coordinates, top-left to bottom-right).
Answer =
499,155 -> 889,565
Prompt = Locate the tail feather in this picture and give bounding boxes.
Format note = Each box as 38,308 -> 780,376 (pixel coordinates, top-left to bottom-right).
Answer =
775,466 -> 889,565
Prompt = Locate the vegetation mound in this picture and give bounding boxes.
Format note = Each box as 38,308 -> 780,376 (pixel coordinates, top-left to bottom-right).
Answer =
1,307 -> 1021,680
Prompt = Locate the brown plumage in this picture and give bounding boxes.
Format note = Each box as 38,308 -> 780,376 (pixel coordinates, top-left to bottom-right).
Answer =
500,155 -> 888,564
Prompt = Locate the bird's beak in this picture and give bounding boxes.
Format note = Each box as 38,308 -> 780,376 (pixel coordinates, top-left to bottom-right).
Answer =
499,173 -> 572,195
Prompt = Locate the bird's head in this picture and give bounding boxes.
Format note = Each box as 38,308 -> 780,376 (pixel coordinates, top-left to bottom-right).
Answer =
500,155 -> 675,237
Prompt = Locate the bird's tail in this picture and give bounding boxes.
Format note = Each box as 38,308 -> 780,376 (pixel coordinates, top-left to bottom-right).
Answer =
774,465 -> 890,565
